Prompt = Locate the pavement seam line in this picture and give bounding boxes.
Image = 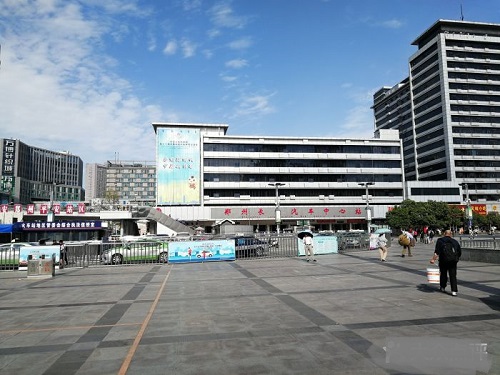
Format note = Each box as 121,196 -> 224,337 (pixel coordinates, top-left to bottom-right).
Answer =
0,322 -> 142,335
118,265 -> 173,375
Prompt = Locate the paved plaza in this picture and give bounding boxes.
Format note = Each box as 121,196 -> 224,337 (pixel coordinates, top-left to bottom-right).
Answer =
0,242 -> 499,374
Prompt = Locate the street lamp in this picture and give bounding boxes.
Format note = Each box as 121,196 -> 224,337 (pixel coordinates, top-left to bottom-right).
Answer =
358,182 -> 374,233
460,183 -> 472,233
268,182 -> 285,234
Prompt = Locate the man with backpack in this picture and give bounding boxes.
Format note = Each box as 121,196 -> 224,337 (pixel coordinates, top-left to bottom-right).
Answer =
430,230 -> 462,296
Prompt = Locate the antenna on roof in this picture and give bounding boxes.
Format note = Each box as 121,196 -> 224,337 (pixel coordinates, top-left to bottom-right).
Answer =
460,3 -> 464,21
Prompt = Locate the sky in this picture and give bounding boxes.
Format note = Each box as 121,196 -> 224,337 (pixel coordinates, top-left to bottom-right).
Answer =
1,0 -> 500,165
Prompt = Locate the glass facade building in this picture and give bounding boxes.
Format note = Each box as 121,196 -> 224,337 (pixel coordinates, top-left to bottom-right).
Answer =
0,138 -> 84,205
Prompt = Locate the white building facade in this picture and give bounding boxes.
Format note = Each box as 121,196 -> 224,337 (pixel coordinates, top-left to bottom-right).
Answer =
152,123 -> 417,232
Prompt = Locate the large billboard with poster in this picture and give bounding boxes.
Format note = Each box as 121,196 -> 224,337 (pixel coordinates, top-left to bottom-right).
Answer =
157,128 -> 201,205
168,240 -> 235,263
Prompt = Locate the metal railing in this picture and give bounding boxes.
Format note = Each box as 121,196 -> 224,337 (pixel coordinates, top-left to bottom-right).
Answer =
1,232 -> 374,271
459,237 -> 500,250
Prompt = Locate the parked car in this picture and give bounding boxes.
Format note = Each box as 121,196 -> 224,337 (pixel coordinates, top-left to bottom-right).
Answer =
0,242 -> 38,267
337,232 -> 369,250
101,239 -> 168,265
230,236 -> 267,258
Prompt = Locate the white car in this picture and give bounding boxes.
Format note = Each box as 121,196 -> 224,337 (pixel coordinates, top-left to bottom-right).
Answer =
101,239 -> 168,265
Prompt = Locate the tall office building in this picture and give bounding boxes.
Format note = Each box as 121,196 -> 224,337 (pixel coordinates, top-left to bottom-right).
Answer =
85,161 -> 156,206
373,19 -> 500,204
0,138 -> 84,204
84,163 -> 107,202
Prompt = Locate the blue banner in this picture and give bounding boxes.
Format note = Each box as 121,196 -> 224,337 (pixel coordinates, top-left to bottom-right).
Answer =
168,240 -> 235,263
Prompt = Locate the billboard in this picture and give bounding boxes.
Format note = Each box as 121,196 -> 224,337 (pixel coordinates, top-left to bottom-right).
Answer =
157,128 -> 201,205
168,240 -> 235,263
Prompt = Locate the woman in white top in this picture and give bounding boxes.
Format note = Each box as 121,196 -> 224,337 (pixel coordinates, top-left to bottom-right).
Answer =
377,234 -> 388,261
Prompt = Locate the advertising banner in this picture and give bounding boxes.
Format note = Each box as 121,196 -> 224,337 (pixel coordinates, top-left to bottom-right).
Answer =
19,245 -> 60,267
168,240 -> 235,263
157,127 -> 201,205
298,236 -> 338,256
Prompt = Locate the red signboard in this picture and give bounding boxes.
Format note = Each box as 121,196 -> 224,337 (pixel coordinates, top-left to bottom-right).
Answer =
452,204 -> 487,216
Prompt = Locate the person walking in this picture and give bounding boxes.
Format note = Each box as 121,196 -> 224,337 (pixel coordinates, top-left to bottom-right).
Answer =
400,230 -> 414,257
377,233 -> 388,261
430,229 -> 462,296
303,233 -> 316,262
59,240 -> 68,268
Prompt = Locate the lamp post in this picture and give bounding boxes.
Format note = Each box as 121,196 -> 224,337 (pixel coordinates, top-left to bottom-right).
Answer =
47,182 -> 57,222
460,183 -> 472,234
268,182 -> 285,234
358,182 -> 374,233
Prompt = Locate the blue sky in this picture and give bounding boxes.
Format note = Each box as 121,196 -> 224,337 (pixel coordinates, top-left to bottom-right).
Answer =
1,0 -> 500,164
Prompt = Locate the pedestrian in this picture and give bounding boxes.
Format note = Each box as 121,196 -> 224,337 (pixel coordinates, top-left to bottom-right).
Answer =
428,229 -> 435,244
430,229 -> 461,296
399,229 -> 414,257
59,240 -> 68,268
377,233 -> 388,261
303,233 -> 316,262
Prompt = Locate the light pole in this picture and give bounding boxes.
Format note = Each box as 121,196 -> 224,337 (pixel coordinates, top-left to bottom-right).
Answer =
47,182 -> 58,222
358,182 -> 374,233
268,182 -> 285,234
460,183 -> 472,233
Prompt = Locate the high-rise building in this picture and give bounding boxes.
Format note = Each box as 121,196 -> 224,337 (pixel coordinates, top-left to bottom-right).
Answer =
373,19 -> 500,204
85,161 -> 156,206
84,163 -> 107,202
0,138 -> 84,204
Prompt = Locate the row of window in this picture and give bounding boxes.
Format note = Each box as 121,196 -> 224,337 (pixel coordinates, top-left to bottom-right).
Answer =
447,50 -> 500,61
203,144 -> 400,154
453,126 -> 500,134
455,149 -> 500,156
203,173 -> 402,183
450,93 -> 500,102
449,71 -> 500,82
450,82 -> 500,92
203,159 -> 401,169
204,188 -> 403,199
454,137 -> 500,146
448,60 -> 500,71
455,160 -> 500,167
411,187 -> 459,196
446,39 -> 500,51
452,115 -> 500,124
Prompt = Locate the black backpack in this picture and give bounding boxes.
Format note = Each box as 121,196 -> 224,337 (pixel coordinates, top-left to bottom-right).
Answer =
441,241 -> 459,262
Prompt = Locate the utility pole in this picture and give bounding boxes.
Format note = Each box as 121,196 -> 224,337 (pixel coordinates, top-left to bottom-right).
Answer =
268,183 -> 285,234
358,182 -> 374,233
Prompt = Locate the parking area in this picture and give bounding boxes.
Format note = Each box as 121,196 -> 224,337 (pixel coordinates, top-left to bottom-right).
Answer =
0,243 -> 499,374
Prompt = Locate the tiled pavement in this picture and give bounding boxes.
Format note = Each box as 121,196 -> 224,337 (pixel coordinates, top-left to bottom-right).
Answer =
0,242 -> 499,375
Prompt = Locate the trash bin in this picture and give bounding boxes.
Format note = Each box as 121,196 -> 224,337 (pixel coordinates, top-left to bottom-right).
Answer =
27,258 -> 54,279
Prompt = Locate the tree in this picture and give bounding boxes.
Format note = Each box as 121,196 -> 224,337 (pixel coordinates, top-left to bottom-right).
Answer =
104,189 -> 120,204
386,199 -> 462,231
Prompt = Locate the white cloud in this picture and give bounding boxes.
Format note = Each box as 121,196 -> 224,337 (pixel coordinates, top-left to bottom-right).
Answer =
0,0 -> 165,164
380,19 -> 403,29
209,2 -> 248,29
227,37 -> 252,50
225,58 -> 248,69
181,39 -> 197,58
181,0 -> 202,11
233,93 -> 275,118
220,74 -> 237,82
163,40 -> 178,55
